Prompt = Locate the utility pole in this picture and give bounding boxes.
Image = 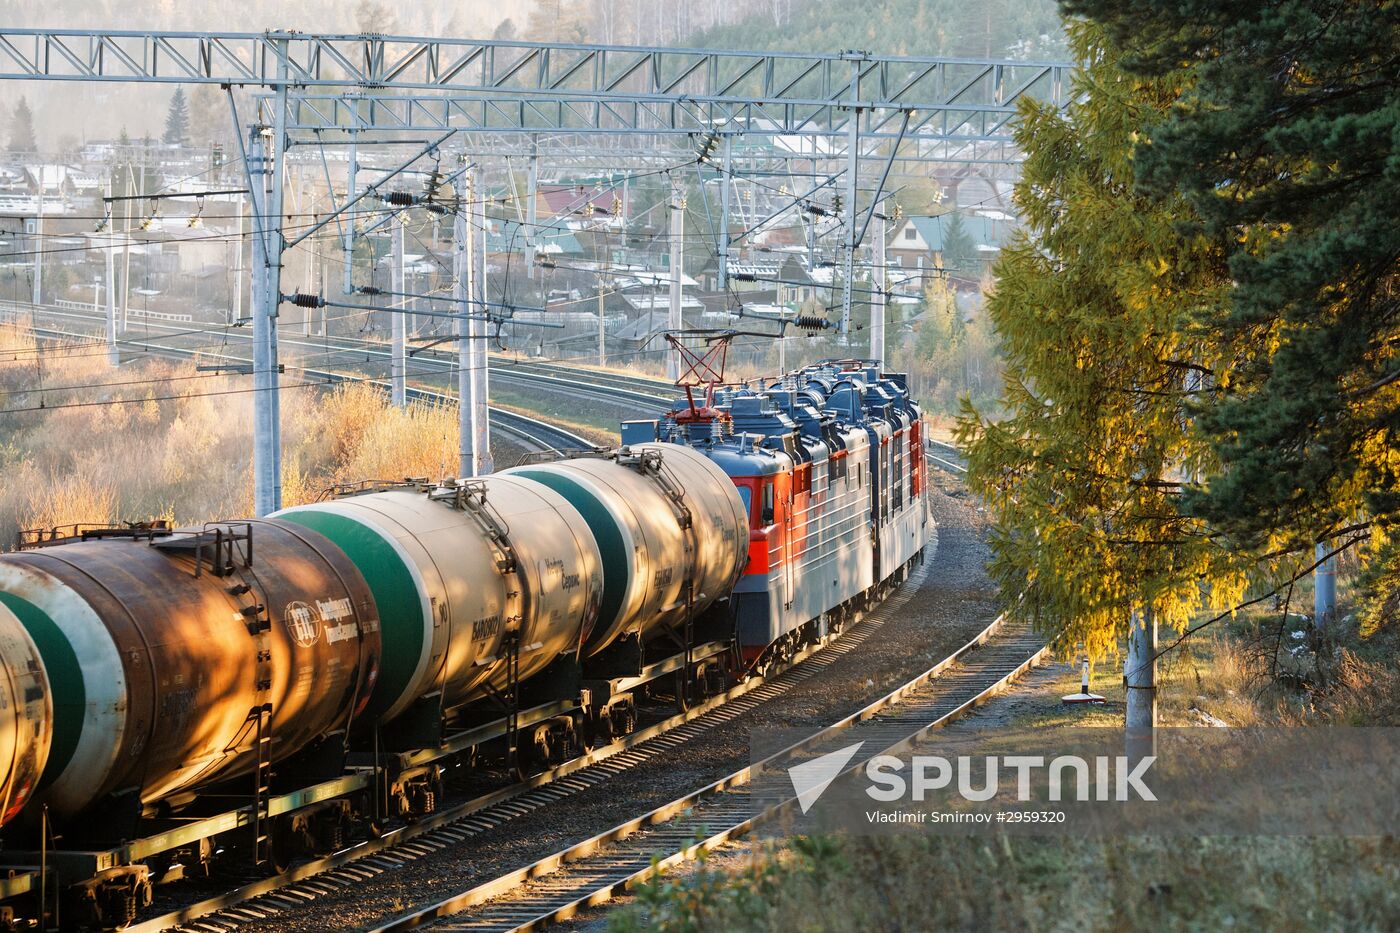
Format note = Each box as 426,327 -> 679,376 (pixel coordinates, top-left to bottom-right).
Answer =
871,207 -> 886,366
667,176 -> 684,382
469,165 -> 493,475
104,184 -> 117,365
1124,609 -> 1156,763
32,167 -> 43,306
717,133 -> 733,290
1315,543 -> 1337,630
391,213 -> 408,408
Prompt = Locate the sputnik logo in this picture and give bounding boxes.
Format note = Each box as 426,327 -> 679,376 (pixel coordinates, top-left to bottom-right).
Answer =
788,742 -> 864,814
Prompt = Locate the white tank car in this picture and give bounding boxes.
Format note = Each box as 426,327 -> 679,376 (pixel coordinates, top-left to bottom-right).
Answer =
275,475 -> 605,724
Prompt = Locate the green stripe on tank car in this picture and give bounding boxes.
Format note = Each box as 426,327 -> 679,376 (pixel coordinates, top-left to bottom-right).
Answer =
278,509 -> 424,722
0,592 -> 81,786
515,470 -> 629,639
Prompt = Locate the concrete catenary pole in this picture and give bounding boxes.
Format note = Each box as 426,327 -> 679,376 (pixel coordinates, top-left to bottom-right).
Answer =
1124,608 -> 1156,762
666,176 -> 684,382
232,194 -> 245,325
120,162 -> 134,332
248,123 -> 284,516
31,167 -> 43,306
343,133 -> 357,296
391,214 -> 408,408
525,137 -> 539,279
597,265 -> 607,367
871,208 -> 887,366
470,165 -> 493,475
104,184 -> 117,365
840,101 -> 860,339
455,167 -> 477,478
717,134 -> 733,290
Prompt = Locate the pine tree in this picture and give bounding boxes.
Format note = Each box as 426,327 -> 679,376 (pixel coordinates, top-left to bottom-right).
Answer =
940,212 -> 977,277
956,21 -> 1252,660
10,97 -> 37,152
1065,1 -> 1400,562
163,88 -> 190,146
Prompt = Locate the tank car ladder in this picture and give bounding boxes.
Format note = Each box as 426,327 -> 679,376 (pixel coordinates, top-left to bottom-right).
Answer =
621,449 -> 701,706
247,703 -> 274,868
429,481 -> 527,775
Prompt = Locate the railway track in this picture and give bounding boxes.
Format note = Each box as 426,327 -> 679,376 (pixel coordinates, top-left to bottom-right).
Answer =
122,553 -> 936,933
2,305 -> 594,455
2,301 -> 672,415
370,614 -> 1045,932
926,438 -> 968,474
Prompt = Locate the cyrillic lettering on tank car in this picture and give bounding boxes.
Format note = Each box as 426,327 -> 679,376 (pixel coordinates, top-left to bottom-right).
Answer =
316,597 -> 354,621
324,621 -> 358,645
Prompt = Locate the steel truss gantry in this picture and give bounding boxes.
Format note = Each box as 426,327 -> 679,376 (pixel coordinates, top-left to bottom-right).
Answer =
0,30 -> 1066,137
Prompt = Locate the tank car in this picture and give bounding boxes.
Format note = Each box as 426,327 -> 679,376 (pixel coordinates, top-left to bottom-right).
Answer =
0,601 -> 50,829
275,442 -> 747,761
0,522 -> 380,823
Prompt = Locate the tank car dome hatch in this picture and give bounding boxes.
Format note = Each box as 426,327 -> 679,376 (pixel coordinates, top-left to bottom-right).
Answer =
0,601 -> 50,827
0,520 -> 380,820
275,475 -> 604,725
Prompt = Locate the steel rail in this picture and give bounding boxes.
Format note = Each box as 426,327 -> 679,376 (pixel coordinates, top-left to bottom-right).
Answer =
925,438 -> 968,474
370,612 -> 1046,931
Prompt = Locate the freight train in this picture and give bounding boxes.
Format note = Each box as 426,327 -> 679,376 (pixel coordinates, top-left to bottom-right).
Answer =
0,359 -> 930,930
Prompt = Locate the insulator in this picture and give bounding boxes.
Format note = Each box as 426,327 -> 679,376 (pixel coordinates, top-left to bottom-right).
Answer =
288,292 -> 324,308
794,315 -> 828,332
381,190 -> 415,207
358,286 -> 385,296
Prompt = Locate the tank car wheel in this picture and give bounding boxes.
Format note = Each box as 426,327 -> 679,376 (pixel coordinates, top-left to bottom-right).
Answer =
673,670 -> 693,712
267,817 -> 298,874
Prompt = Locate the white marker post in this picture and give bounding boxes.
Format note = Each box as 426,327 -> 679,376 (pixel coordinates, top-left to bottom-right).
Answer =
1061,657 -> 1105,705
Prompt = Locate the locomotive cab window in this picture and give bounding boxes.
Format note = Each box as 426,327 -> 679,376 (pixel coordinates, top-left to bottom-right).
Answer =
761,481 -> 775,525
737,485 -> 752,521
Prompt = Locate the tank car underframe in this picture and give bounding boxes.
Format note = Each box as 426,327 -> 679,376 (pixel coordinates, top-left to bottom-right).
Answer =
0,631 -> 739,931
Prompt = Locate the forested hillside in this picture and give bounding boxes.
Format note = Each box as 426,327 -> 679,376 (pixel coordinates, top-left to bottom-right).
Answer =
689,0 -> 1065,59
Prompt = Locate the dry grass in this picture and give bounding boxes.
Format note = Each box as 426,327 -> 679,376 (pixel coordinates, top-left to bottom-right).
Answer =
615,834 -> 1400,933
0,324 -> 464,545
